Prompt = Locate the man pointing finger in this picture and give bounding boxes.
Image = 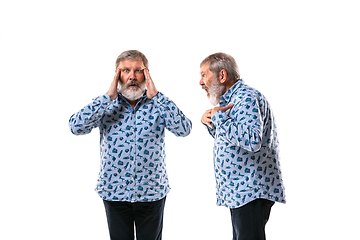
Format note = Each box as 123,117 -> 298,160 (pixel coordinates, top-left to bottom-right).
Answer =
200,52 -> 286,240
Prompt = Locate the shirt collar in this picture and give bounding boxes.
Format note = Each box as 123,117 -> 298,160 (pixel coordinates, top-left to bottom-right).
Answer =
219,79 -> 243,106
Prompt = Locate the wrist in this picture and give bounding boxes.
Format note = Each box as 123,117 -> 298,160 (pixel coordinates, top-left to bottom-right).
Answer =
149,91 -> 159,99
107,91 -> 117,100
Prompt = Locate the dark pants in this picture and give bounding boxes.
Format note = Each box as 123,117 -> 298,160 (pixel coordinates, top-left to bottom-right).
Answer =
103,197 -> 166,240
230,199 -> 274,240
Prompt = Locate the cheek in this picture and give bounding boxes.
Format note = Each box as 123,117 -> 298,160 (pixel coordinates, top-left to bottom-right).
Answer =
136,73 -> 145,82
204,78 -> 211,87
119,74 -> 129,85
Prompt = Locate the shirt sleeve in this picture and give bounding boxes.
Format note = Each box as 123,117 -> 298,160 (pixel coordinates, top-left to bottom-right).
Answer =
152,92 -> 192,137
201,121 -> 216,138
211,96 -> 264,152
68,93 -> 113,135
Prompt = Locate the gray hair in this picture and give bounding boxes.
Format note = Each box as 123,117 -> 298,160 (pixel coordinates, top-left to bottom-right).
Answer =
115,50 -> 149,69
200,52 -> 240,82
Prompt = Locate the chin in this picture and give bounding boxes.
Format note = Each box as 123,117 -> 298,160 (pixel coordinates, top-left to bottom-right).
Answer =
121,88 -> 145,101
208,95 -> 220,106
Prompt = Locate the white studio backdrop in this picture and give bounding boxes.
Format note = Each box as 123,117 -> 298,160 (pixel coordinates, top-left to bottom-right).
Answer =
1,1 -> 359,239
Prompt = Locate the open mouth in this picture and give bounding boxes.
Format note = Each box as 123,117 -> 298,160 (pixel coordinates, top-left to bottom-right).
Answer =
202,86 -> 209,96
128,82 -> 139,88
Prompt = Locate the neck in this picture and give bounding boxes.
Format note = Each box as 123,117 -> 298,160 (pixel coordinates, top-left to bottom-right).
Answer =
224,80 -> 236,93
126,99 -> 138,109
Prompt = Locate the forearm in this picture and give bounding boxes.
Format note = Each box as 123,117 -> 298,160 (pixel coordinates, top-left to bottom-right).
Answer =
212,111 -> 262,152
152,92 -> 192,137
69,93 -> 112,135
201,121 -> 216,138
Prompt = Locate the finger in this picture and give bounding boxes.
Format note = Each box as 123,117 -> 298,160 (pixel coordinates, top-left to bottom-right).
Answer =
221,103 -> 234,112
145,75 -> 152,88
114,68 -> 121,81
145,70 -> 152,82
206,121 -> 213,129
143,68 -> 149,77
202,115 -> 213,129
203,109 -> 212,116
145,70 -> 155,88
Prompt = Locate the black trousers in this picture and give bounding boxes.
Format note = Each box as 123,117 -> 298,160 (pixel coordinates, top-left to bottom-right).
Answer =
103,197 -> 166,240
230,199 -> 274,240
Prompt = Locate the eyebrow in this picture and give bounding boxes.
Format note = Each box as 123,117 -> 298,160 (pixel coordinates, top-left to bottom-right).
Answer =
119,67 -> 143,71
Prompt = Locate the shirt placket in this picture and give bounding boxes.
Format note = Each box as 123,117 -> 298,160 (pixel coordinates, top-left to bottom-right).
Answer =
127,108 -> 137,202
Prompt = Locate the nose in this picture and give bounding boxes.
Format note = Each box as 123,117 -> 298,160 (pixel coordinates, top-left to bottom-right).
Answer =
199,78 -> 204,86
129,70 -> 136,80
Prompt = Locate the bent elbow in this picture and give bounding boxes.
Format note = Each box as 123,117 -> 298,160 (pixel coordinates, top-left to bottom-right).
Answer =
177,127 -> 192,137
249,141 -> 262,152
68,117 -> 90,136
175,121 -> 192,137
182,121 -> 193,137
69,123 -> 84,136
181,129 -> 191,137
241,130 -> 262,152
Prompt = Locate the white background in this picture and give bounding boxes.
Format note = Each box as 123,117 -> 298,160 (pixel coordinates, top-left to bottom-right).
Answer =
1,0 -> 359,239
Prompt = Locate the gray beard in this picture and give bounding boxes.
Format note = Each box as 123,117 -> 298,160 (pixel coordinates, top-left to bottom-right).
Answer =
207,79 -> 225,106
119,80 -> 146,101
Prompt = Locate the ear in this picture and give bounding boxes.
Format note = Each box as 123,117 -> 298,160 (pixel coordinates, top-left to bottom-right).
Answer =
219,69 -> 228,84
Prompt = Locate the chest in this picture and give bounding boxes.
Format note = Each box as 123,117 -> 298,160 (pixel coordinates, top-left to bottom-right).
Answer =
101,103 -> 164,139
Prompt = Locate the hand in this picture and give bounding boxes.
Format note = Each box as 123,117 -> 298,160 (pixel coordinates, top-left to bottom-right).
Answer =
107,68 -> 120,100
201,103 -> 234,129
201,109 -> 213,128
210,103 -> 234,117
143,68 -> 159,99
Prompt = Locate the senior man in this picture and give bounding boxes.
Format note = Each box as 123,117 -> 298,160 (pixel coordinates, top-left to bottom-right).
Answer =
69,50 -> 192,240
200,52 -> 285,240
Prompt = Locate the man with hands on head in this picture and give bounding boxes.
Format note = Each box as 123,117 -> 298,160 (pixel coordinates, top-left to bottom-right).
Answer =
69,50 -> 192,240
200,52 -> 285,240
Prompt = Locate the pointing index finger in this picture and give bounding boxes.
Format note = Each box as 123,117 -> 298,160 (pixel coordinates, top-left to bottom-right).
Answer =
223,103 -> 234,111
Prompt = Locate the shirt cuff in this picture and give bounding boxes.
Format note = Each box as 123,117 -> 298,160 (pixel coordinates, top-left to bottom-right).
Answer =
151,92 -> 166,105
94,93 -> 113,117
100,93 -> 113,106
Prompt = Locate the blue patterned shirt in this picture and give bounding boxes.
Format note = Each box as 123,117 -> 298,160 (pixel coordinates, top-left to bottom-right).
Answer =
205,79 -> 286,208
69,91 -> 192,202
